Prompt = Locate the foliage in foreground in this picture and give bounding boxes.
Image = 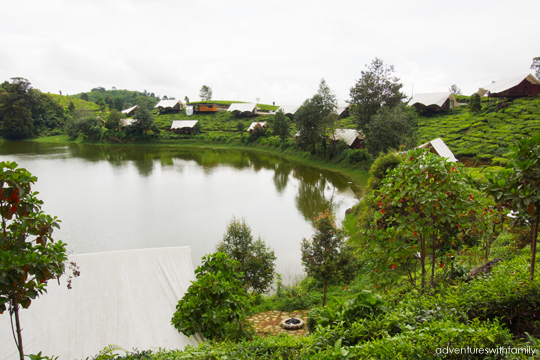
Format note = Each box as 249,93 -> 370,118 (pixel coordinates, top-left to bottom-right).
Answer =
171,252 -> 252,342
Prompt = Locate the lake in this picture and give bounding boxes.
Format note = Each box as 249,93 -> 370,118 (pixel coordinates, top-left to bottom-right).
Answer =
0,141 -> 360,284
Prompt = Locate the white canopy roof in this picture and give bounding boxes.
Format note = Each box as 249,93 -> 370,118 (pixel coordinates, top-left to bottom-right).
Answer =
335,103 -> 350,116
478,73 -> 540,95
278,105 -> 301,115
0,247 -> 200,360
418,138 -> 458,162
409,92 -> 456,108
227,103 -> 257,112
247,122 -> 266,131
330,129 -> 363,146
155,99 -> 182,108
171,120 -> 198,129
121,105 -> 138,114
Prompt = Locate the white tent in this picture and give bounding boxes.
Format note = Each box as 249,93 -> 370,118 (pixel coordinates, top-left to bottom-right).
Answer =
418,138 -> 458,162
227,103 -> 257,113
171,120 -> 198,130
330,129 -> 363,147
278,105 -> 301,116
155,99 -> 183,109
120,118 -> 136,127
0,247 -> 200,360
335,103 -> 350,117
408,92 -> 458,108
121,105 -> 138,115
247,122 -> 266,131
478,73 -> 540,96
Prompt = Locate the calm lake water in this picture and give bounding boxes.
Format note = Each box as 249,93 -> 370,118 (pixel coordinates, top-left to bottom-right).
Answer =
0,142 -> 360,283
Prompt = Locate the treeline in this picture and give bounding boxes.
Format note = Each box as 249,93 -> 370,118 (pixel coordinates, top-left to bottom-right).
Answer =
74,86 -> 160,112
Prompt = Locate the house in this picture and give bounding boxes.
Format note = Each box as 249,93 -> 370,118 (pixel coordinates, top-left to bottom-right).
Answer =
121,105 -> 138,117
418,138 -> 458,162
170,120 -> 199,134
277,105 -> 302,118
197,104 -> 218,112
228,103 -> 258,116
408,92 -> 458,111
335,103 -> 350,118
477,73 -> 540,99
330,129 -> 365,149
247,121 -> 267,134
154,99 -> 183,113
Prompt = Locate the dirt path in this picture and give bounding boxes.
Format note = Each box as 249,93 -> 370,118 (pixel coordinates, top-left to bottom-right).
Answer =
247,310 -> 310,337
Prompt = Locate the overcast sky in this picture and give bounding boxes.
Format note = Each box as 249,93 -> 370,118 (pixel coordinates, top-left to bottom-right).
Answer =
1,0 -> 539,105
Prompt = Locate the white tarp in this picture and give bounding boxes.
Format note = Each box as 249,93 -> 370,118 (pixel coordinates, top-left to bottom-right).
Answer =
278,105 -> 301,115
247,122 -> 266,131
0,247 -> 200,360
409,92 -> 456,108
227,103 -> 257,113
478,73 -> 540,95
330,129 -> 363,147
120,118 -> 136,127
121,105 -> 138,115
155,100 -> 182,108
418,138 -> 458,162
171,120 -> 198,130
186,106 -> 194,116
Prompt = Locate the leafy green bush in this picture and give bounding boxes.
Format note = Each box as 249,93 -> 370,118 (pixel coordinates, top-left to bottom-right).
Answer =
171,252 -> 252,342
347,149 -> 370,164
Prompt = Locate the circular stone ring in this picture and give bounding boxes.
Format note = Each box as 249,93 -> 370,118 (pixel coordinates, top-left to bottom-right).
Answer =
281,318 -> 304,330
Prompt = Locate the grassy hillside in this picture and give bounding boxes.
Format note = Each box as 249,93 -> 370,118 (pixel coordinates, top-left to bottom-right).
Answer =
46,93 -> 100,112
418,96 -> 540,166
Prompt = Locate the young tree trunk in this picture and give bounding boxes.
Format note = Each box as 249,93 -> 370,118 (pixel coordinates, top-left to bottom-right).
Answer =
14,303 -> 24,360
431,234 -> 436,287
322,280 -> 327,307
420,235 -> 426,291
531,210 -> 539,281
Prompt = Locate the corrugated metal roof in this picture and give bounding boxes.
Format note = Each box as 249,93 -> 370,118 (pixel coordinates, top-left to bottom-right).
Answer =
418,138 -> 458,162
409,92 -> 456,107
330,129 -> 363,146
278,105 -> 301,115
478,73 -> 540,95
121,105 -> 138,114
227,103 -> 257,112
247,122 -> 266,131
155,99 -> 182,108
171,120 -> 198,129
335,103 -> 350,116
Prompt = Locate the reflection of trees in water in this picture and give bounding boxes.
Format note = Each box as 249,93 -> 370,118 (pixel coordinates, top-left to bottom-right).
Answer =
295,177 -> 335,223
273,162 -> 293,194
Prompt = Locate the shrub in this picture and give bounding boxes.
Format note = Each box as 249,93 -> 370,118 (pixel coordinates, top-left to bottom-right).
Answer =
348,149 -> 370,164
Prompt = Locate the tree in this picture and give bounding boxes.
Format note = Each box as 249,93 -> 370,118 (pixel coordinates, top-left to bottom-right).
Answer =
95,96 -> 105,107
469,93 -> 482,113
216,217 -> 276,294
349,58 -> 406,136
365,103 -> 417,155
294,94 -> 325,151
105,109 -> 123,131
113,98 -> 124,111
531,57 -> 540,79
131,106 -> 155,135
171,252 -> 251,341
80,93 -> 89,102
485,134 -> 540,281
317,78 -> 338,148
184,96 -> 190,104
68,100 -> 75,113
0,78 -> 39,139
363,148 -> 482,290
301,210 -> 356,306
0,161 -> 72,360
449,84 -> 462,95
236,120 -> 245,133
199,85 -> 212,101
271,109 -> 291,144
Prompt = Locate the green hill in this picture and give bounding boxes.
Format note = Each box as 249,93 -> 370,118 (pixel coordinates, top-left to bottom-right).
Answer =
46,93 -> 100,113
417,96 -> 540,166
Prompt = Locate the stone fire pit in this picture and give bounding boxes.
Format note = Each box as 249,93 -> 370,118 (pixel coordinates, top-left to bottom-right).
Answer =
281,317 -> 304,330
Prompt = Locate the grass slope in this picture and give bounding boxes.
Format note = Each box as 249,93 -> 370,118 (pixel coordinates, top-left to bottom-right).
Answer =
46,93 -> 100,112
418,96 -> 540,166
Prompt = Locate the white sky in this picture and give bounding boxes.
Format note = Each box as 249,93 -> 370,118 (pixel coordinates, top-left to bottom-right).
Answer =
1,0 -> 539,105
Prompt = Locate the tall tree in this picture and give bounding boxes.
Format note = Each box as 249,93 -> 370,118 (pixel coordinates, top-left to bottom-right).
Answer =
199,85 -> 213,101
80,92 -> 89,102
531,57 -> 540,79
349,58 -> 406,136
216,217 -> 276,294
294,94 -> 325,151
366,103 -> 417,155
317,78 -> 338,148
271,109 -> 291,144
0,78 -> 39,139
0,161 -> 74,360
113,98 -> 124,111
132,106 -> 155,135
